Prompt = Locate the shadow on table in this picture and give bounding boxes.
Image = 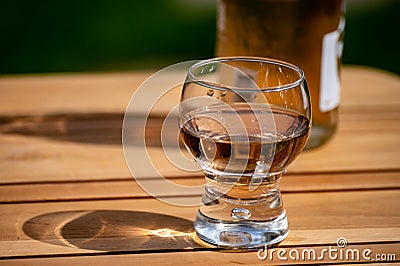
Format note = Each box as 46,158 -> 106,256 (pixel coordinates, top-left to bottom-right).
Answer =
23,210 -> 202,251
0,113 -> 178,147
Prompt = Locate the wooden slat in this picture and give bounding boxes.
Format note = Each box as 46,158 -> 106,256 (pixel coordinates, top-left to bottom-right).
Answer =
1,66 -> 399,116
0,105 -> 399,142
0,172 -> 399,203
0,243 -> 398,265
0,66 -> 399,184
1,116 -> 399,184
1,110 -> 399,144
0,190 -> 399,257
0,105 -> 400,183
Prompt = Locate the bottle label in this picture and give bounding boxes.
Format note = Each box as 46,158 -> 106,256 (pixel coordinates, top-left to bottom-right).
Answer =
319,18 -> 344,112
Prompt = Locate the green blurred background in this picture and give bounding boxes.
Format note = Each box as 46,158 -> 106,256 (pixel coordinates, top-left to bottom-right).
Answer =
0,0 -> 399,75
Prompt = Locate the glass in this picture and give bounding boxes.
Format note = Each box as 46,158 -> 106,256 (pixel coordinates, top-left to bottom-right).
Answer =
179,57 -> 311,249
216,0 -> 344,149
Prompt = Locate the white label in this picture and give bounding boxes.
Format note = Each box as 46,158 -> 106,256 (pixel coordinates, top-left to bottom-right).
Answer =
320,21 -> 344,112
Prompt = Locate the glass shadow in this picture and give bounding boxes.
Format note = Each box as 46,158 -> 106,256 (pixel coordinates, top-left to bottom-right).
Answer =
23,210 -> 202,252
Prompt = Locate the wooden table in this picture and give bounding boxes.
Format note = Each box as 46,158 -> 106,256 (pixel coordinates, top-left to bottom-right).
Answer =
0,66 -> 399,265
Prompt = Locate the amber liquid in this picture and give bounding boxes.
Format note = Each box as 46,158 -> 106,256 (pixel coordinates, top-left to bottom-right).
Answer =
180,104 -> 310,182
216,0 -> 344,148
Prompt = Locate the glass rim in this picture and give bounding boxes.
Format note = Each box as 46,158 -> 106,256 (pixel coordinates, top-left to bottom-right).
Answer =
188,56 -> 305,92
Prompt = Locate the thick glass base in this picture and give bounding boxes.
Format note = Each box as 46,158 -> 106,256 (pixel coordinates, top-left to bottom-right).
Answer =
194,210 -> 289,249
194,175 -> 288,249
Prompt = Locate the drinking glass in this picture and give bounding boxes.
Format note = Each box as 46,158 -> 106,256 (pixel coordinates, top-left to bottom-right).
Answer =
179,57 -> 311,249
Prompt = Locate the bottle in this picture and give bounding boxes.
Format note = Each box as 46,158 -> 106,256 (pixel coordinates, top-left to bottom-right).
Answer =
216,0 -> 345,149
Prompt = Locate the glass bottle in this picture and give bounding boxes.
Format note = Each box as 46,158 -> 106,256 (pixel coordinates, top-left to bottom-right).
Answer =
216,0 -> 345,149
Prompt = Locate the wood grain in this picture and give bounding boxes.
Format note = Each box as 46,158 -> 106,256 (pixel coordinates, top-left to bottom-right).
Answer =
1,66 -> 399,115
0,110 -> 399,183
0,66 -> 399,184
0,190 -> 399,258
1,243 -> 398,265
0,66 -> 399,264
0,171 -> 399,203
